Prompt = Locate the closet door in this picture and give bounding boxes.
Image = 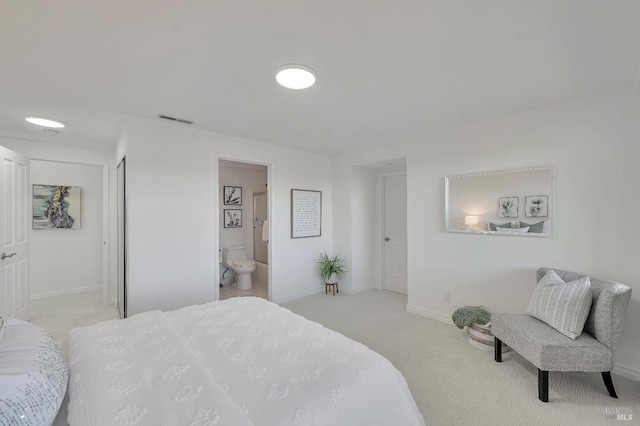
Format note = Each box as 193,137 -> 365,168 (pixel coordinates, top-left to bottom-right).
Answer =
117,157 -> 127,318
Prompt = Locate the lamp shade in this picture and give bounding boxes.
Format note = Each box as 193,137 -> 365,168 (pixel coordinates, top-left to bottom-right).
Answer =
465,216 -> 479,226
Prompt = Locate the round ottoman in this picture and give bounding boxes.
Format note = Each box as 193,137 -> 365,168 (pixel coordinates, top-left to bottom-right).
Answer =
0,316 -> 68,425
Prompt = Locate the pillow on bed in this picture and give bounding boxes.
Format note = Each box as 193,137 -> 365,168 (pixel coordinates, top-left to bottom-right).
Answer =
527,270 -> 592,339
496,226 -> 529,233
520,220 -> 545,233
0,318 -> 68,426
490,222 -> 511,231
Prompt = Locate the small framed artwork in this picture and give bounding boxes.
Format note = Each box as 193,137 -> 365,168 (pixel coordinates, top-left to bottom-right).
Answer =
525,195 -> 548,217
223,186 -> 242,205
498,197 -> 518,218
223,209 -> 242,228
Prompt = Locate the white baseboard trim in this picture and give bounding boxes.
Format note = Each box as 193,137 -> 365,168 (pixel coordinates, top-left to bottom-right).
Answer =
340,285 -> 376,294
273,286 -> 325,305
406,304 -> 455,326
613,363 -> 640,382
31,285 -> 102,300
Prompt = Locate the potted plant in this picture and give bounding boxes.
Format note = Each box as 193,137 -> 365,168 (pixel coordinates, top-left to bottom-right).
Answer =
317,251 -> 347,284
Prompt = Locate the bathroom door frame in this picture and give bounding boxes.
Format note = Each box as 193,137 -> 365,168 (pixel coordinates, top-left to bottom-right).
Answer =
215,155 -> 271,301
252,191 -> 268,264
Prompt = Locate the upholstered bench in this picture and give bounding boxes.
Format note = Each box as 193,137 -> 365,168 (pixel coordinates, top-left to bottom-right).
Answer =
492,267 -> 631,402
0,317 -> 68,425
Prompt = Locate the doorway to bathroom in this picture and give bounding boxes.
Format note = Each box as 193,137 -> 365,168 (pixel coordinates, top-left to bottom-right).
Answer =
218,159 -> 270,301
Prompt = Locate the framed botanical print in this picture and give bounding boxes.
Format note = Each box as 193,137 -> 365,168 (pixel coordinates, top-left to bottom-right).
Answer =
223,186 -> 242,205
525,195 -> 548,217
498,197 -> 518,218
223,209 -> 242,228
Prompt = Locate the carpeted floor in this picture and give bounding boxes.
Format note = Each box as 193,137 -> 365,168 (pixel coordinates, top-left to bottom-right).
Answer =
282,290 -> 640,426
32,288 -> 639,425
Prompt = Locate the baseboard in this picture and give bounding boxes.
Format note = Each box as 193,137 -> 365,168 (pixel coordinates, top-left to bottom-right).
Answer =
273,286 -> 325,304
613,363 -> 640,382
406,304 -> 454,325
31,285 -> 102,300
340,285 -> 376,294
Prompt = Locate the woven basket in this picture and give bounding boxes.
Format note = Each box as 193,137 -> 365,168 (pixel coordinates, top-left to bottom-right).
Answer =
466,323 -> 510,352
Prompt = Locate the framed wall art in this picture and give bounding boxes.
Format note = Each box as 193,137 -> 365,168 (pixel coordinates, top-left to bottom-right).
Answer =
223,186 -> 242,205
525,195 -> 548,217
498,197 -> 518,218
291,189 -> 321,238
223,209 -> 242,228
33,184 -> 81,229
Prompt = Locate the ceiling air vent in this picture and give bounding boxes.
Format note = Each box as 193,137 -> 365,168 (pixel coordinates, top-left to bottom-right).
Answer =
157,114 -> 194,125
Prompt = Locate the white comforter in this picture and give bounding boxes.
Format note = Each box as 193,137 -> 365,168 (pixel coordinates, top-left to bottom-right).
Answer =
67,297 -> 425,425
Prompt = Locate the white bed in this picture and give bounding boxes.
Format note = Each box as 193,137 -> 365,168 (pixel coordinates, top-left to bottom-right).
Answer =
67,297 -> 425,425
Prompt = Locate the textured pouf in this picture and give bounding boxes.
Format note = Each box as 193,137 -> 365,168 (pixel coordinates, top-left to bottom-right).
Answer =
0,316 -> 68,425
466,323 -> 510,352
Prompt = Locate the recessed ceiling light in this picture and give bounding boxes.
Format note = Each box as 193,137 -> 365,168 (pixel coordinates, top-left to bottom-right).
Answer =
275,64 -> 316,90
25,116 -> 65,129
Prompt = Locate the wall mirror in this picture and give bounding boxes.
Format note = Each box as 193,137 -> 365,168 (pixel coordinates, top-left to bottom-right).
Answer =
445,166 -> 554,237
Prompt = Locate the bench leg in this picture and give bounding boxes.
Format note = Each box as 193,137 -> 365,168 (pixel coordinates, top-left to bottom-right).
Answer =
494,337 -> 502,362
602,371 -> 618,398
538,369 -> 549,402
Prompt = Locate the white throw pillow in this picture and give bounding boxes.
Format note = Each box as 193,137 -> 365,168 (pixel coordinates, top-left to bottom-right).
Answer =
496,226 -> 529,233
527,270 -> 592,339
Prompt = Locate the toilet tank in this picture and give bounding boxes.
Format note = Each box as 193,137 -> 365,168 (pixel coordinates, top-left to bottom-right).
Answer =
222,246 -> 247,266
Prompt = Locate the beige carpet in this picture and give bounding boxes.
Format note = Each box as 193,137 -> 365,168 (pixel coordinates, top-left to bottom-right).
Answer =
31,290 -> 119,359
31,289 -> 638,425
282,290 -> 640,426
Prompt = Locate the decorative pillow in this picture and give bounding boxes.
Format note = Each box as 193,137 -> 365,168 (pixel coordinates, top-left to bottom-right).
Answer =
520,220 -> 544,233
0,318 -> 68,425
490,222 -> 511,231
496,226 -> 529,233
527,270 -> 592,339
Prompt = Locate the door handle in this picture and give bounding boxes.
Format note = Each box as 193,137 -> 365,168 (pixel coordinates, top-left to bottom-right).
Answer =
0,252 -> 17,260
384,237 -> 390,242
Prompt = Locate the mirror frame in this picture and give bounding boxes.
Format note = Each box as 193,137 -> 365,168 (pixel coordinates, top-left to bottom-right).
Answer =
445,165 -> 554,237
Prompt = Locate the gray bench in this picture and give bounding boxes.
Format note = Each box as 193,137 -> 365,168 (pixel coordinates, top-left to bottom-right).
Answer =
491,267 -> 632,402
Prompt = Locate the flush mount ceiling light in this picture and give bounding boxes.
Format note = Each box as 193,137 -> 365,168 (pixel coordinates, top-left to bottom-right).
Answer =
25,116 -> 65,129
275,64 -> 316,90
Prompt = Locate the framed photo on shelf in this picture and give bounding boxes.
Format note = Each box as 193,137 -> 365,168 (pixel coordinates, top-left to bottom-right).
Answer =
498,197 -> 518,218
223,186 -> 242,205
525,195 -> 548,217
223,209 -> 242,228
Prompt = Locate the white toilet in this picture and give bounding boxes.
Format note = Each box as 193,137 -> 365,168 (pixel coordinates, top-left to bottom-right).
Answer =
222,246 -> 256,291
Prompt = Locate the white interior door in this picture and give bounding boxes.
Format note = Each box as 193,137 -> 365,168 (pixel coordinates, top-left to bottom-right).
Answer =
382,173 -> 407,294
117,158 -> 127,318
0,145 -> 30,320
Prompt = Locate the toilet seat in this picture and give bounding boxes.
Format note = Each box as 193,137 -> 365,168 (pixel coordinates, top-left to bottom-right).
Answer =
232,259 -> 256,272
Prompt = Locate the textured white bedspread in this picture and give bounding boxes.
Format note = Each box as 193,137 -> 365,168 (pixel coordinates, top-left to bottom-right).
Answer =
68,297 -> 425,425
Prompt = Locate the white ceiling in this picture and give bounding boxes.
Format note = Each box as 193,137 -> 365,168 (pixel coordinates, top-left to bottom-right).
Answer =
1,1 -> 639,155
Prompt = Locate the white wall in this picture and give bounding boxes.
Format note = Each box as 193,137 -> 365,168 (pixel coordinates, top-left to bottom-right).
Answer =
123,116 -> 332,315
0,136 -> 117,303
219,163 -> 267,261
332,90 -> 640,379
30,160 -> 103,297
